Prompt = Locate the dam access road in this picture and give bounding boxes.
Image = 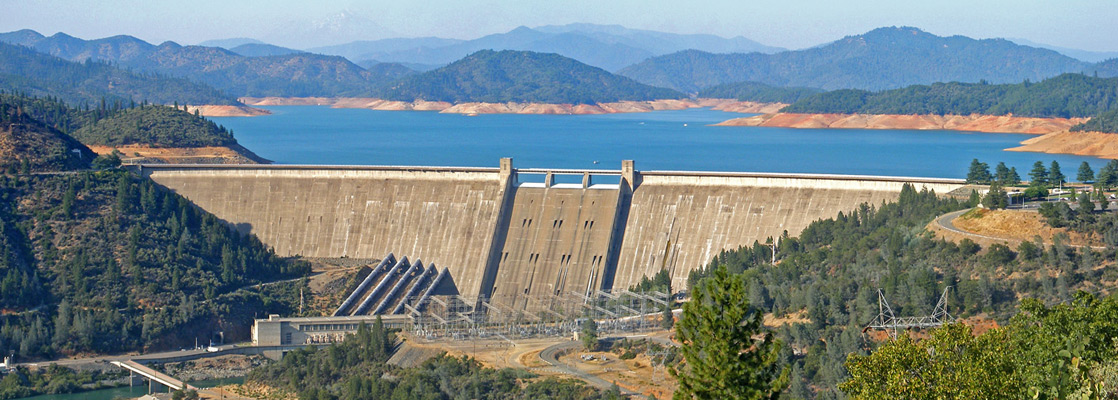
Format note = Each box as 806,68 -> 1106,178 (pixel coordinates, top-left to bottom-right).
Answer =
140,159 -> 964,309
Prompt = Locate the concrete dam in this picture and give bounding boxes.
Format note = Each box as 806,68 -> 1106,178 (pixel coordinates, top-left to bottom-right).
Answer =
141,159 -> 964,307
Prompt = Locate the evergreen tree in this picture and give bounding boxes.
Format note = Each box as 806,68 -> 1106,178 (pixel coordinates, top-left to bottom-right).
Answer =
1049,161 -> 1066,187
672,266 -> 789,400
1030,161 -> 1049,187
1078,162 -> 1095,183
994,162 -> 1011,183
581,316 -> 599,351
966,159 -> 992,184
661,303 -> 675,330
1008,167 -> 1022,186
982,184 -> 1008,210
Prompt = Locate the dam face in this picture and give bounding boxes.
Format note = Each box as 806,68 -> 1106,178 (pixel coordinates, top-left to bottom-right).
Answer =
142,160 -> 963,304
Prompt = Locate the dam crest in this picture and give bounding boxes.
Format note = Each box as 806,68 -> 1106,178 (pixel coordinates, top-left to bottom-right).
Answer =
141,159 -> 964,307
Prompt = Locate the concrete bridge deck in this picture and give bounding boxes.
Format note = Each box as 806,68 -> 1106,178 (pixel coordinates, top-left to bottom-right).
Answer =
111,360 -> 193,392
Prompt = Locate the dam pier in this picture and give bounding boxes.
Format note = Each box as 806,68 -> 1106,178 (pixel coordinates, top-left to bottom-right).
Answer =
143,159 -> 963,329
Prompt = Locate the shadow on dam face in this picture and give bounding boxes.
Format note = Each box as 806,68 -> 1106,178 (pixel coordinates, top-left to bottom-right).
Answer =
140,161 -> 965,306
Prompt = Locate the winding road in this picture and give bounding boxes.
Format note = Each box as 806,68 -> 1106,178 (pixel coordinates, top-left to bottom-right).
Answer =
933,208 -> 1108,250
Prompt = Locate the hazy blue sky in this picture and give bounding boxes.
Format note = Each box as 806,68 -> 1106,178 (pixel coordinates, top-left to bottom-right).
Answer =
3,0 -> 1116,51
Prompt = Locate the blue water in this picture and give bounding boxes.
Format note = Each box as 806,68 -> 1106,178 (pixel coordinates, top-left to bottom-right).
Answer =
210,106 -> 1105,179
16,377 -> 244,400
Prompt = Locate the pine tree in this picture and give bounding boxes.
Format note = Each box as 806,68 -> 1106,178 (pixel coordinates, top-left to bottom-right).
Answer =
1030,161 -> 1049,187
1049,161 -> 1065,187
672,266 -> 789,400
994,162 -> 1011,183
661,303 -> 675,330
581,316 -> 599,351
1008,167 -> 1021,186
966,159 -> 992,184
1078,161 -> 1095,183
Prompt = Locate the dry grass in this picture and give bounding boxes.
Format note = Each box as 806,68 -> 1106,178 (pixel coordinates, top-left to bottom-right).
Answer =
953,209 -> 1099,247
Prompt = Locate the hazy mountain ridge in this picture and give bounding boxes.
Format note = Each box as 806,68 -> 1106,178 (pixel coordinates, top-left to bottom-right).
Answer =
229,43 -> 304,57
379,49 -> 684,104
0,41 -> 240,106
0,30 -> 412,98
619,27 -> 1093,92
311,24 -> 783,72
1007,37 -> 1118,63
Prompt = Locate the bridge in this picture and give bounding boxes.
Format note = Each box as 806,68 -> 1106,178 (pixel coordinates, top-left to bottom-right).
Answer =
110,360 -> 194,393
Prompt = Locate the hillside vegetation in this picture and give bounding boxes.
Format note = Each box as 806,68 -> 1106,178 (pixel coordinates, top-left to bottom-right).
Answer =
72,105 -> 236,147
698,81 -> 823,103
2,92 -> 240,148
782,73 -> 1118,118
619,27 -> 1090,92
1072,109 -> 1118,133
380,50 -> 683,104
0,170 -> 310,359
692,183 -> 1118,398
0,97 -> 94,172
0,42 -> 238,106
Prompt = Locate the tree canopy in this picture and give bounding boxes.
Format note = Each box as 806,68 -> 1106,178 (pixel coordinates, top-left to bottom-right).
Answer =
673,265 -> 789,400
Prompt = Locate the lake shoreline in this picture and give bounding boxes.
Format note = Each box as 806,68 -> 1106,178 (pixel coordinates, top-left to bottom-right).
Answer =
714,112 -> 1118,159
715,112 -> 1086,134
237,97 -> 786,115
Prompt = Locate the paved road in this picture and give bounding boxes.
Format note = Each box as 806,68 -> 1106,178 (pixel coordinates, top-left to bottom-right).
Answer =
934,208 -> 1108,250
538,334 -> 678,396
539,340 -> 640,395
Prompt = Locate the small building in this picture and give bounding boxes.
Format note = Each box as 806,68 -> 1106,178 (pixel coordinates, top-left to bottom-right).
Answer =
252,314 -> 411,346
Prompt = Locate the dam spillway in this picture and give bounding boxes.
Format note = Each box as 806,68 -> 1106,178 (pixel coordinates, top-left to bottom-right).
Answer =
141,160 -> 964,305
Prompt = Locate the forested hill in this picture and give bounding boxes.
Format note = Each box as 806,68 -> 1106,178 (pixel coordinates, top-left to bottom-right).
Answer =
618,26 -> 1090,92
1,92 -> 241,148
697,81 -> 823,103
696,183 -> 1118,397
379,50 -> 684,104
0,30 -> 415,98
0,96 -> 94,172
0,169 -> 311,360
0,42 -> 239,106
73,105 -> 236,147
782,73 -> 1118,118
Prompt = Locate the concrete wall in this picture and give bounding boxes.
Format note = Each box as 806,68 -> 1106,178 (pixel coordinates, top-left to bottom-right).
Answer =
143,163 -> 964,302
613,172 -> 964,291
488,185 -> 621,308
144,166 -> 505,299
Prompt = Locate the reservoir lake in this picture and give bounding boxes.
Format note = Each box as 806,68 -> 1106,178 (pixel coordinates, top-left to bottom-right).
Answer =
211,106 -> 1104,179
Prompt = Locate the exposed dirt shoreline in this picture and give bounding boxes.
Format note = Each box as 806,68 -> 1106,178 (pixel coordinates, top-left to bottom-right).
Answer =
184,104 -> 272,117
716,112 -> 1118,159
1008,130 -> 1118,159
238,97 -> 786,115
88,143 -> 270,164
715,112 -> 1087,134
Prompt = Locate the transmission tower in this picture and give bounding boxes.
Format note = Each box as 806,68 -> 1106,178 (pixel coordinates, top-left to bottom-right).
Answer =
864,287 -> 952,339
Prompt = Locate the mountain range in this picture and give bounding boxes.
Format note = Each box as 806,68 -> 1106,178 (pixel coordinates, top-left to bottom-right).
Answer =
379,50 -> 682,103
4,25 -> 1116,103
617,27 -> 1097,92
0,30 -> 413,97
309,24 -> 784,72
0,41 -> 240,106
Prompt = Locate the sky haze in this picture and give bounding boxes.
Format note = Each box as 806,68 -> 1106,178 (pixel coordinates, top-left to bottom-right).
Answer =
2,0 -> 1115,52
